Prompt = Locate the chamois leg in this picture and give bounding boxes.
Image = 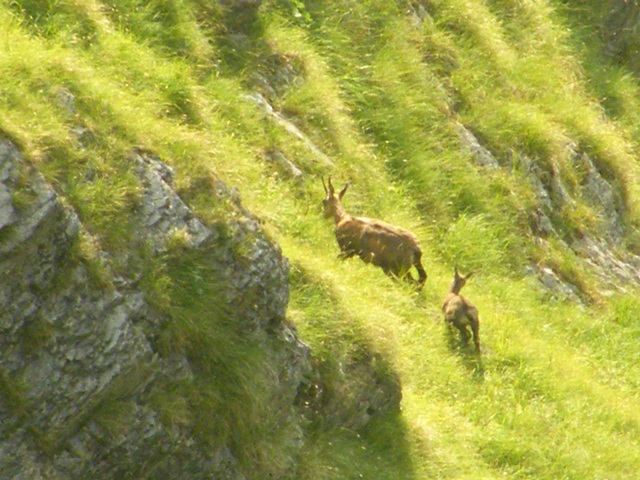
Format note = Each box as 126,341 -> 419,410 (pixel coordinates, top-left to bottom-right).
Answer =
403,271 -> 415,283
445,321 -> 469,351
338,249 -> 356,260
413,251 -> 427,289
470,315 -> 481,354
457,325 -> 470,347
391,267 -> 416,286
382,266 -> 396,279
445,322 -> 458,349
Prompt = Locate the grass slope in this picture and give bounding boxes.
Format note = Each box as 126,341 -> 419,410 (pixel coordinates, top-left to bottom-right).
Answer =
1,0 -> 640,478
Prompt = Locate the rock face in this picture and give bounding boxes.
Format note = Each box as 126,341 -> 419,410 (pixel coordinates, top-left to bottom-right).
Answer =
0,140 -> 310,479
297,351 -> 401,432
133,149 -> 213,252
457,123 -> 640,299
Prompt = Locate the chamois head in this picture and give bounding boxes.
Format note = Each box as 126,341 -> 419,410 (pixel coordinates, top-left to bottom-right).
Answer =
450,267 -> 473,295
322,177 -> 349,220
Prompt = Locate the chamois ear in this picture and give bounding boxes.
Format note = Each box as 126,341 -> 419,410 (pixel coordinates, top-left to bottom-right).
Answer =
327,176 -> 335,195
338,182 -> 349,200
464,271 -> 474,280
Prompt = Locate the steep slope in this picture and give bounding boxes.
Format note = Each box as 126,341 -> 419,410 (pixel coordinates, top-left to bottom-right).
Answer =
1,1 -> 640,479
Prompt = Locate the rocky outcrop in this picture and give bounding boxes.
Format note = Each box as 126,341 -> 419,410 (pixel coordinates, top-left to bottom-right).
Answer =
0,140 -> 310,479
0,134 -> 400,479
456,122 -> 500,170
247,92 -> 334,169
457,123 -> 640,299
133,149 -> 213,253
298,351 -> 401,432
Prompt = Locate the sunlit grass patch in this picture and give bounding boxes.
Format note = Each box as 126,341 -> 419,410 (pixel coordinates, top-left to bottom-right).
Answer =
436,213 -> 516,274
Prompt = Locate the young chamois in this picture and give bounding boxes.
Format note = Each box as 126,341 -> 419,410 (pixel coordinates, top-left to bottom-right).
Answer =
322,177 -> 427,289
442,267 -> 480,353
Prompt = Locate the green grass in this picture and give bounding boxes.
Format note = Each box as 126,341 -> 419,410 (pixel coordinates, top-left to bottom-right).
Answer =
2,0 -> 640,478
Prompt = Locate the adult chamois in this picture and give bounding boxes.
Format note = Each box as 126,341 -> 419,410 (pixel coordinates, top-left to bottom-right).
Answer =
442,267 -> 480,353
322,177 -> 427,289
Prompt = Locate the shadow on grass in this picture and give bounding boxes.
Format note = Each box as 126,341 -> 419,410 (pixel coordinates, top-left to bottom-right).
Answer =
290,265 -> 423,479
445,326 -> 486,382
296,407 -> 423,480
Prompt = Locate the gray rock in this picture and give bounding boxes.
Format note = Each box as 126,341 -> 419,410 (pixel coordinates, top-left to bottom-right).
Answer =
269,149 -> 304,180
0,140 -> 309,479
131,149 -> 213,252
569,144 -> 625,240
504,142 -> 640,298
0,143 -> 20,230
529,265 -> 582,302
456,122 -> 500,169
407,2 -> 434,27
246,92 -> 334,167
572,235 -> 640,293
56,88 -> 76,117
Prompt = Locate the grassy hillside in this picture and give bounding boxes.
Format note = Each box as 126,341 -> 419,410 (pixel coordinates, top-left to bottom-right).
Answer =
2,0 -> 640,478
